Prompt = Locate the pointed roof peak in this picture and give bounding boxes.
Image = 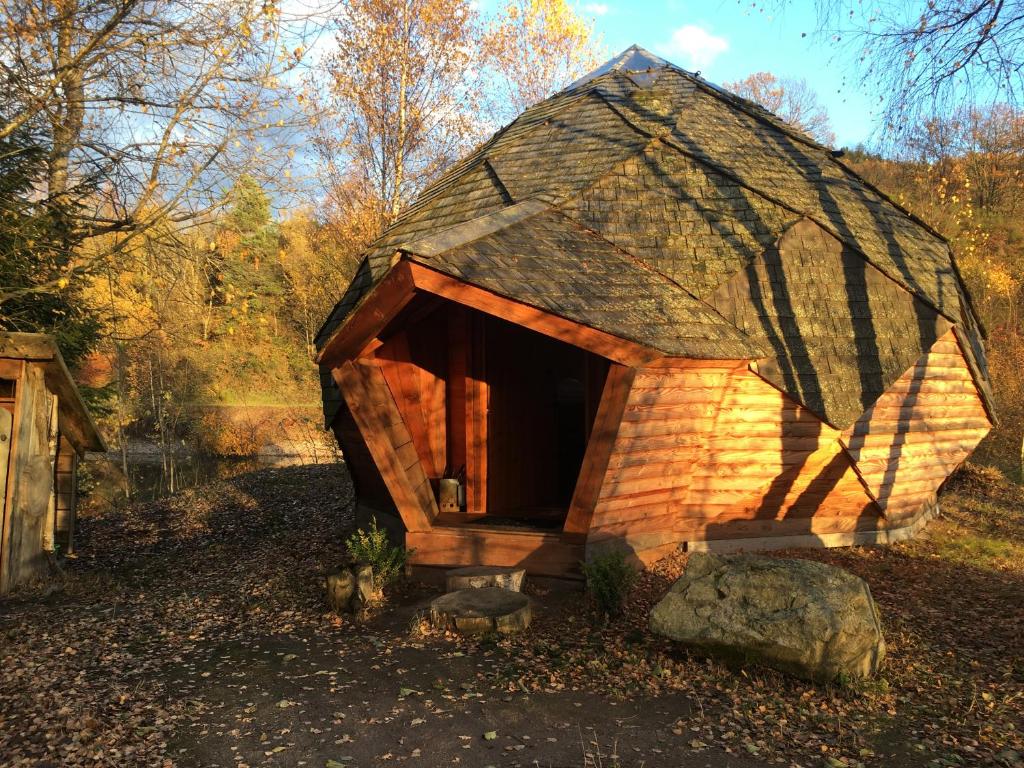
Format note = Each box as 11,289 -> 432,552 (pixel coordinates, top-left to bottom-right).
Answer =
566,44 -> 682,90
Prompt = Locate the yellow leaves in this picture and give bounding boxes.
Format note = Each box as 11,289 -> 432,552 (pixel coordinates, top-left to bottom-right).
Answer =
483,0 -> 602,117
986,262 -> 1018,298
56,277 -> 69,289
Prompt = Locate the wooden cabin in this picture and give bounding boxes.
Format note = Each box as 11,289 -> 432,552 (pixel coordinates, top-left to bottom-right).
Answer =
0,333 -> 106,594
314,46 -> 995,577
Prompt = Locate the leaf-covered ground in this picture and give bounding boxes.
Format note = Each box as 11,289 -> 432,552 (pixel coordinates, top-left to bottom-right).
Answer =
0,462 -> 1021,768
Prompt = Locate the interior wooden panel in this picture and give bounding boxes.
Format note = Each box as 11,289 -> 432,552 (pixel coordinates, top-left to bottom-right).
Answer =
465,312 -> 488,513
841,330 -> 992,515
589,360 -> 878,561
334,361 -> 438,532
376,309 -> 449,479
446,306 -> 468,478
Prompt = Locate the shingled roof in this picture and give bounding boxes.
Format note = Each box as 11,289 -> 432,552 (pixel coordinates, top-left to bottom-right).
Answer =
316,45 -> 990,430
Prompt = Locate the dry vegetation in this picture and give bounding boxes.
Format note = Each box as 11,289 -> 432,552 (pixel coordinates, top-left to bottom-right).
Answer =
0,462 -> 1020,767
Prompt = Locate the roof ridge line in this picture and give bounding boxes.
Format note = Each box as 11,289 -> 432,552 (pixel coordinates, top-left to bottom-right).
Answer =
824,152 -> 986,335
370,88 -> 601,244
672,68 -> 963,255
650,134 -> 958,326
562,49 -> 953,245
572,61 -> 832,155
399,199 -> 550,258
592,83 -> 672,140
672,68 -> 832,155
546,208 -> 771,357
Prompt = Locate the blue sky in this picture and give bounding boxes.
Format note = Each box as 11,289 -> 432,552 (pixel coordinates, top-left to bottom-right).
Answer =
576,1 -> 877,148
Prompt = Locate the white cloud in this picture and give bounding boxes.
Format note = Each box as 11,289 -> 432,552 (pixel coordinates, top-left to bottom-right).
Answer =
659,25 -> 729,71
583,3 -> 609,15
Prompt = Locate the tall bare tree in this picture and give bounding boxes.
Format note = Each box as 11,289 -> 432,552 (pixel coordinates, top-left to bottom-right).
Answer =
800,0 -> 1024,137
725,71 -> 836,145
0,0 -> 308,303
483,0 -> 604,125
316,0 -> 481,227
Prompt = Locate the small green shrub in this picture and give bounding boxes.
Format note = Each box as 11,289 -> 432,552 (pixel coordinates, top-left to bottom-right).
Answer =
345,518 -> 412,587
581,551 -> 637,618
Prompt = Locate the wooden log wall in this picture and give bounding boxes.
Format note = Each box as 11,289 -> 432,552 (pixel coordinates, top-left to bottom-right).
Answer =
588,360 -> 879,564
841,329 -> 992,521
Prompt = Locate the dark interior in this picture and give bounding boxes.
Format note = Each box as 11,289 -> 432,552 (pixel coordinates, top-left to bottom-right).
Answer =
483,314 -> 606,525
376,298 -> 609,530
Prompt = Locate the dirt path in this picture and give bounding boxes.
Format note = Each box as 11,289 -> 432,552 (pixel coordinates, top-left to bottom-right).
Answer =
163,619 -> 759,768
0,465 -> 763,767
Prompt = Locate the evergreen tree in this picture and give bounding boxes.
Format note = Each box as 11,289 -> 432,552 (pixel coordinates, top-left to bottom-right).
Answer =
0,117 -> 100,368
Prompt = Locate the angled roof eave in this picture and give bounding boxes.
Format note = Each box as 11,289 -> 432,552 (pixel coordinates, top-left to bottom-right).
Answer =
315,255 -> 665,369
0,333 -> 106,454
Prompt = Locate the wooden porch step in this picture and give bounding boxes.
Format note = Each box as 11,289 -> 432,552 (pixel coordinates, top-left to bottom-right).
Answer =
407,525 -> 585,579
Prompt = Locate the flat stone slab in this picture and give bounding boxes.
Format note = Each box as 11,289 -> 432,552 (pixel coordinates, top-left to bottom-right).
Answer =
445,565 -> 526,593
430,587 -> 532,635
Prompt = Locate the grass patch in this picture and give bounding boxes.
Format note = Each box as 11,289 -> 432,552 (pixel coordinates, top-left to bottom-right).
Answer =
933,527 -> 1024,570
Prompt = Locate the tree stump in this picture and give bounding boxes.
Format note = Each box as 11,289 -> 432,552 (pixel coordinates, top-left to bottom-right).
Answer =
326,567 -> 356,613
445,565 -> 526,593
430,587 -> 532,635
353,562 -> 382,607
326,563 -> 380,614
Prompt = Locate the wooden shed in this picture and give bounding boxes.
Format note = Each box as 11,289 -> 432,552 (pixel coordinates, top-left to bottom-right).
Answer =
1,333 -> 105,594
315,46 -> 995,577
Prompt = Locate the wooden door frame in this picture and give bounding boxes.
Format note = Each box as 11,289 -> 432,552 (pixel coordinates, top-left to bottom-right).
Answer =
0,360 -> 25,595
563,364 -> 636,535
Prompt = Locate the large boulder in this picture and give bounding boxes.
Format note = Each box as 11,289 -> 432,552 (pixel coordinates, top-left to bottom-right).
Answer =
650,552 -> 885,682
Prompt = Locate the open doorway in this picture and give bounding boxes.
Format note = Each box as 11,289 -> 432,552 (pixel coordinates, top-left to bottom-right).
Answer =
374,299 -> 610,530
481,314 -> 608,529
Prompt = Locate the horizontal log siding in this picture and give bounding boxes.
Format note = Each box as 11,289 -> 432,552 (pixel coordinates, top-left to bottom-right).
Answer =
842,330 -> 992,516
589,361 -> 878,562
